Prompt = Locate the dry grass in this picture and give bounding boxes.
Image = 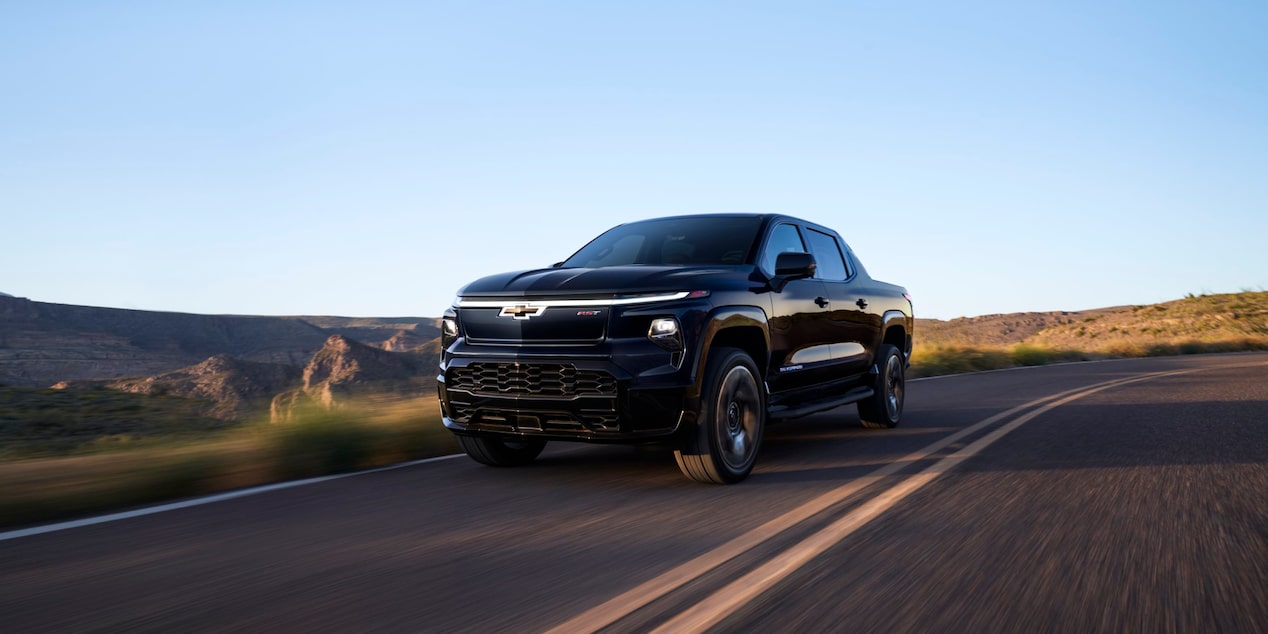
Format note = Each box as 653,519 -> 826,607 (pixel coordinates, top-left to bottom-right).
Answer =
0,397 -> 458,528
910,291 -> 1268,378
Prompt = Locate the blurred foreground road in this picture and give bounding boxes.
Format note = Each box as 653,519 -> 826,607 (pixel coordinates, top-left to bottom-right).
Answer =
3,353 -> 1266,632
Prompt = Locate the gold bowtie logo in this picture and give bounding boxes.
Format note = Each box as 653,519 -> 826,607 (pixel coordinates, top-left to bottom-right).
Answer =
499,305 -> 544,320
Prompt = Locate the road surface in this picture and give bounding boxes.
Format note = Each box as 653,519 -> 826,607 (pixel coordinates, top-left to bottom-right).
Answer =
3,353 -> 1266,632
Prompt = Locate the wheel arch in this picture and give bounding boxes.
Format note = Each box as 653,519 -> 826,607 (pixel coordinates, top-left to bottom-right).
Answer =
880,309 -> 913,363
690,306 -> 769,400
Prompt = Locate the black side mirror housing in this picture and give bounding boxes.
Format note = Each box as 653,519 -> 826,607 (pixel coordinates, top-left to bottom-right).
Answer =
771,252 -> 817,291
775,251 -> 816,277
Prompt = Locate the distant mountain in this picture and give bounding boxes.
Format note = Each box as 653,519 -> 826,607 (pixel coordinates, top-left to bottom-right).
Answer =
298,316 -> 441,349
0,294 -> 438,388
11,291 -> 1265,423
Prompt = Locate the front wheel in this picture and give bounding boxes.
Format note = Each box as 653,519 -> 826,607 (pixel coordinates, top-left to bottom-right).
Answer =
857,344 -> 905,429
457,435 -> 546,467
674,347 -> 766,484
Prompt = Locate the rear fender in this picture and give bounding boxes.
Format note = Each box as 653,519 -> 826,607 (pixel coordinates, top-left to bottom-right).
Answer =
881,309 -> 913,361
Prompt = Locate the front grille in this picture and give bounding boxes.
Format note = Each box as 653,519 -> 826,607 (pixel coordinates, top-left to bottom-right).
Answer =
449,363 -> 617,398
459,306 -> 607,343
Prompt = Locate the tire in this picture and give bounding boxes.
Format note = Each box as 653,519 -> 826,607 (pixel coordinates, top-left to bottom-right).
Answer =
858,344 -> 905,429
674,347 -> 766,484
458,435 -> 547,467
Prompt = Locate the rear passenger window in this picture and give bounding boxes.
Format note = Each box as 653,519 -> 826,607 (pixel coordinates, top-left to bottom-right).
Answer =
806,229 -> 849,280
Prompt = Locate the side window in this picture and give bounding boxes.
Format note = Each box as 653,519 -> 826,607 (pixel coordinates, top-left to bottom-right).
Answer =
760,223 -> 806,275
805,228 -> 849,281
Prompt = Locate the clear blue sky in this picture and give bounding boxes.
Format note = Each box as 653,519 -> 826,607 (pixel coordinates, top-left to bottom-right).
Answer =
3,1 -> 1265,320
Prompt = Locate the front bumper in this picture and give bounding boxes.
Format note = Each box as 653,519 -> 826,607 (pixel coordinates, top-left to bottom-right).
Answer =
438,348 -> 693,443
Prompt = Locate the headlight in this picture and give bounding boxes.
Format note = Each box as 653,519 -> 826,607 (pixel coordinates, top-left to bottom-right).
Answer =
649,318 -> 679,337
648,317 -> 683,351
441,317 -> 459,347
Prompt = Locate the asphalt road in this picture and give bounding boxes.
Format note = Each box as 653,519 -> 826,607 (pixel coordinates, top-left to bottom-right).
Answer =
3,353 -> 1265,633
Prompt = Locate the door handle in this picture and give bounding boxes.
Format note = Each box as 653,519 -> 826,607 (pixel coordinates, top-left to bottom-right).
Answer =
855,298 -> 868,309
815,297 -> 830,308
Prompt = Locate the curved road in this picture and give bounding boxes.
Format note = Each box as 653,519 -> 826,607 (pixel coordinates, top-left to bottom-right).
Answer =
2,353 -> 1266,632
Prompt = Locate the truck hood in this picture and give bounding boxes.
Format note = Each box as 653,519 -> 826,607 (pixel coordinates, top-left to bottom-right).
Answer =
457,265 -> 750,299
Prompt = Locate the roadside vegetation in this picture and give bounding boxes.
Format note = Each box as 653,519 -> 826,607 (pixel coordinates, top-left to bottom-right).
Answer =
0,397 -> 457,528
0,386 -> 237,460
3,291 -> 1265,528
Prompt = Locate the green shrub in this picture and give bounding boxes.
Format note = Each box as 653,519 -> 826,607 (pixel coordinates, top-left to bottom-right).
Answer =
1011,345 -> 1051,366
910,346 -> 1012,377
1178,341 -> 1204,355
270,408 -> 376,479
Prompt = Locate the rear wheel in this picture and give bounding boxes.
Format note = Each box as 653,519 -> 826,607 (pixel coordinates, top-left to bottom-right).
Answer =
458,435 -> 546,467
858,344 -> 905,429
675,347 -> 765,484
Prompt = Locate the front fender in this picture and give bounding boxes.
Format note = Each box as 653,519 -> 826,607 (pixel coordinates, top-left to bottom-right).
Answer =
687,305 -> 770,401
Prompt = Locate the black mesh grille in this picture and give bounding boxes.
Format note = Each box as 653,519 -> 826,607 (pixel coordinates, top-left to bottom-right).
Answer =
449,363 -> 617,398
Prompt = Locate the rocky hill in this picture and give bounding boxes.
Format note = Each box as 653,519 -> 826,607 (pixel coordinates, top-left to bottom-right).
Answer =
0,294 -> 437,388
91,355 -> 301,420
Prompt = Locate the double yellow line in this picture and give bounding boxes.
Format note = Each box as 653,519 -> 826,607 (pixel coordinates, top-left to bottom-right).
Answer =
547,369 -> 1195,633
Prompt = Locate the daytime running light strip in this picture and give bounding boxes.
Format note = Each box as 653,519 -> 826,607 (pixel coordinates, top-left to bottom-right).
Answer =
458,292 -> 691,308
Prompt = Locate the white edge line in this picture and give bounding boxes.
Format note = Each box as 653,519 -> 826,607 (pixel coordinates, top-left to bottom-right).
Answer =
9,356 -> 1251,543
0,363 -> 1111,544
0,454 -> 464,542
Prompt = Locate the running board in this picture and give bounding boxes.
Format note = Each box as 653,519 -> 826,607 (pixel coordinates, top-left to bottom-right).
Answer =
768,386 -> 874,422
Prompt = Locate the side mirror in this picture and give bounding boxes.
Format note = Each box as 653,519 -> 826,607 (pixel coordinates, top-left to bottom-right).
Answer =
771,252 -> 816,291
775,251 -> 816,277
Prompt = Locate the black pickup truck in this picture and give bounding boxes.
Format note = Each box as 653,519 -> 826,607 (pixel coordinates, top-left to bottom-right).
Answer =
438,214 -> 913,483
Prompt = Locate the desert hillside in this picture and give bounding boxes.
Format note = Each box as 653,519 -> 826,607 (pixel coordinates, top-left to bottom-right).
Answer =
912,291 -> 1268,375
917,292 -> 1268,351
0,294 -> 438,388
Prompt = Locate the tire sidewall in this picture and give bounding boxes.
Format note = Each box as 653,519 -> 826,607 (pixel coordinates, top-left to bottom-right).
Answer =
879,345 -> 904,424
699,348 -> 765,481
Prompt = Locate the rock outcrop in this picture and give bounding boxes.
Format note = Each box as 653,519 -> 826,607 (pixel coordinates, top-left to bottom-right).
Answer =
380,329 -> 428,352
270,335 -> 433,421
103,354 -> 301,420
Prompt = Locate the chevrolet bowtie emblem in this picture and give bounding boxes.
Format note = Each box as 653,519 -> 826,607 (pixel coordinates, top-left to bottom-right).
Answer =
499,305 -> 545,320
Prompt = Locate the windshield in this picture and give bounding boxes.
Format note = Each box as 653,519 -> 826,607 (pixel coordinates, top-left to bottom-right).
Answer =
562,217 -> 763,268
